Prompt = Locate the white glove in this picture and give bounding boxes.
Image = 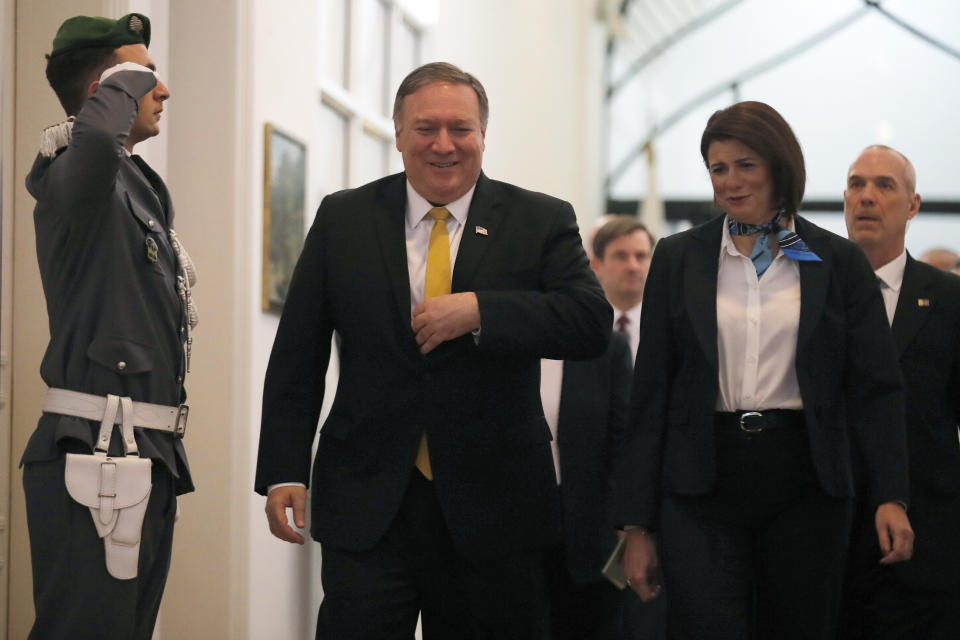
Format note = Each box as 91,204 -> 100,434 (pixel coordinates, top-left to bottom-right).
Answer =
99,61 -> 159,82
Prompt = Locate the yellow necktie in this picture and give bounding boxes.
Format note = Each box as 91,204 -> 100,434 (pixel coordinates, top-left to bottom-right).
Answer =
424,207 -> 451,299
415,207 -> 451,480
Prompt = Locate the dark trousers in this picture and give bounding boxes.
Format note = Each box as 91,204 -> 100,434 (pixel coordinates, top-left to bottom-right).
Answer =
658,423 -> 853,640
23,452 -> 177,640
620,568 -> 667,640
544,542 -> 621,640
316,470 -> 550,640
840,498 -> 960,640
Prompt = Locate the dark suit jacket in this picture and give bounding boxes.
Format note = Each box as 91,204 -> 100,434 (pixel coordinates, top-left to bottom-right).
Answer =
557,331 -> 632,584
24,68 -> 191,493
255,172 -> 611,560
889,254 -> 960,589
612,215 -> 908,529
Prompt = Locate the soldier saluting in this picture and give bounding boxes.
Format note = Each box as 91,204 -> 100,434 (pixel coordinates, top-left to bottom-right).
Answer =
22,13 -> 197,639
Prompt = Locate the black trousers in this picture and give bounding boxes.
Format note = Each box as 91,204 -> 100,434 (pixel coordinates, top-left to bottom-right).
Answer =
839,496 -> 960,640
658,421 -> 853,640
23,451 -> 177,640
620,567 -> 667,640
316,470 -> 550,640
544,542 -> 622,640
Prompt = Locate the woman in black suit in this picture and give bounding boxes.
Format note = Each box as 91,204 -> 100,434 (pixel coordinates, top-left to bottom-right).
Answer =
613,101 -> 914,639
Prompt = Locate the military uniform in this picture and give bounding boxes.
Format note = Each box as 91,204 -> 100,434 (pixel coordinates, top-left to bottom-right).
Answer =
22,14 -> 194,639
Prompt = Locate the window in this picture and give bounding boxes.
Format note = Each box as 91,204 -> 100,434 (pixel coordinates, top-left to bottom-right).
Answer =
319,0 -> 433,192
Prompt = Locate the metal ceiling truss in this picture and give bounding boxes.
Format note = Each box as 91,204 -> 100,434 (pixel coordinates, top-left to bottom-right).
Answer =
604,0 -> 960,216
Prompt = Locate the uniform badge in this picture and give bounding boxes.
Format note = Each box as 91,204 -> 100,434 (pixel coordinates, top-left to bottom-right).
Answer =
145,236 -> 159,263
918,298 -> 930,307
475,226 -> 488,236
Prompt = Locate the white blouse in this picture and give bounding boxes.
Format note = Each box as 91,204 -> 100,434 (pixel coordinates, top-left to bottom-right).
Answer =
715,216 -> 803,412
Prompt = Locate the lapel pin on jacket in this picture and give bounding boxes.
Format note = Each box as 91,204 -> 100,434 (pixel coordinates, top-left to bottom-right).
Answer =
918,298 -> 930,307
145,236 -> 159,263
475,226 -> 488,236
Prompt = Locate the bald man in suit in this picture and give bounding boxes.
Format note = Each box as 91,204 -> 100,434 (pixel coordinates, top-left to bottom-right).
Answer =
841,145 -> 960,639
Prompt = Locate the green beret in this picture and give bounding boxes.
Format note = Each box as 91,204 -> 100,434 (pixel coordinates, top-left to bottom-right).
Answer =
50,13 -> 150,58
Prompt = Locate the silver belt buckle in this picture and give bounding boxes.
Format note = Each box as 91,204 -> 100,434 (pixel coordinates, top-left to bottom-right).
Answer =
174,404 -> 189,438
739,411 -> 764,433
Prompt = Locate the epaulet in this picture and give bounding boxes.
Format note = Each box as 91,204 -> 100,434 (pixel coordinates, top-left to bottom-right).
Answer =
39,116 -> 75,158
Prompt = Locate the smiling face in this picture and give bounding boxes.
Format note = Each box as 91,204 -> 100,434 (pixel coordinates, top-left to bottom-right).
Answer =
707,138 -> 776,225
844,147 -> 920,268
114,44 -> 169,149
395,81 -> 485,205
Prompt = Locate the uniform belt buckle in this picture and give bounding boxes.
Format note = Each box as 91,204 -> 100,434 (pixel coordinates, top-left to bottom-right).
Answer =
174,405 -> 189,438
739,411 -> 764,433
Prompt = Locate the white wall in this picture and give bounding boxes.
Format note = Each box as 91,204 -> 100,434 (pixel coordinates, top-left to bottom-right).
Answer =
162,2 -> 252,637
246,2 -> 328,637
0,0 -> 15,632
434,0 -> 606,224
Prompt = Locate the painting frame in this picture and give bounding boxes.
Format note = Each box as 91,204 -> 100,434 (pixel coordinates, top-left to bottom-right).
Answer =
262,123 -> 308,313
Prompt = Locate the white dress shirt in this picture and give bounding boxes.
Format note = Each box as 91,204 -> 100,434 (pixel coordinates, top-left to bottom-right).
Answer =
539,359 -> 564,484
874,249 -> 907,326
613,303 -> 642,365
716,216 -> 803,412
404,182 -> 474,310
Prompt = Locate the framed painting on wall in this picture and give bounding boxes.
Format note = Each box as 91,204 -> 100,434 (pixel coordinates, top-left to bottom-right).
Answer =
262,123 -> 307,312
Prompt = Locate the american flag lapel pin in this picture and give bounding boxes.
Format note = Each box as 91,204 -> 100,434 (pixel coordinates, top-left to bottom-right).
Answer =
918,298 -> 930,307
475,226 -> 488,236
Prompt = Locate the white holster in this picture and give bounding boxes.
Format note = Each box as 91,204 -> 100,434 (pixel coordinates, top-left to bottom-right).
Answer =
64,394 -> 152,580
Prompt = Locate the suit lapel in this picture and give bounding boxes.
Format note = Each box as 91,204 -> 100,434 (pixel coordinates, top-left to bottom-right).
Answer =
686,217 -> 722,372
891,254 -> 931,358
372,175 -> 415,327
452,173 -> 505,292
795,217 -> 831,353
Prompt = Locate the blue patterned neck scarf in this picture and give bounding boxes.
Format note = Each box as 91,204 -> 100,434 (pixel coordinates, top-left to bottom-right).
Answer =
727,209 -> 822,277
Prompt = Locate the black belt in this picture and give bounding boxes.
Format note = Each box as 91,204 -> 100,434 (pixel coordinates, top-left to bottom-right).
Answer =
714,409 -> 805,433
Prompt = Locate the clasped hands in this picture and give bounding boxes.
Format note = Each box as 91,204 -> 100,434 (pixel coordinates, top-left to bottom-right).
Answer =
411,292 -> 480,354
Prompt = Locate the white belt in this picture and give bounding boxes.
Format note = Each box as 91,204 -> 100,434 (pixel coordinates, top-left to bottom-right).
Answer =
43,388 -> 189,438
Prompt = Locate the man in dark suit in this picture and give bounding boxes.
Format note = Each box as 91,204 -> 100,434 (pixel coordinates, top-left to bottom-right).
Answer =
590,217 -> 656,363
587,216 -> 667,639
841,145 -> 960,639
541,331 -> 632,639
23,13 -> 195,639
255,62 -> 611,639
